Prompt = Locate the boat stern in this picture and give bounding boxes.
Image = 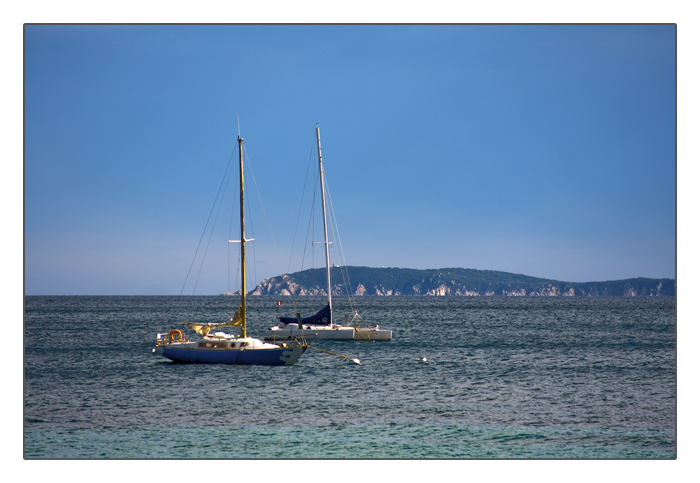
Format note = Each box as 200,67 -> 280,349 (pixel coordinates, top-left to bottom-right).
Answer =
352,327 -> 392,341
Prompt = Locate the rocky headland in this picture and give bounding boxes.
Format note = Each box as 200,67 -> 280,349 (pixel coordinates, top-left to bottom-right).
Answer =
244,266 -> 675,297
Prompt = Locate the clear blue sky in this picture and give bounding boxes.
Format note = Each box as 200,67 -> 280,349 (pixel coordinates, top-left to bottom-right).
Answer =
24,24 -> 676,295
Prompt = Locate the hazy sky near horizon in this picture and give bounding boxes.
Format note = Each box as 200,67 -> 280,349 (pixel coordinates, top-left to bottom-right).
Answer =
24,24 -> 676,295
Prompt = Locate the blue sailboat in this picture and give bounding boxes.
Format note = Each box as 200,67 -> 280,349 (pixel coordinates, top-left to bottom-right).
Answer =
154,134 -> 307,365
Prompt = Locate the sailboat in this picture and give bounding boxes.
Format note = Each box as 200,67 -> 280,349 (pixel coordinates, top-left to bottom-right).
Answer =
153,134 -> 307,365
263,127 -> 392,342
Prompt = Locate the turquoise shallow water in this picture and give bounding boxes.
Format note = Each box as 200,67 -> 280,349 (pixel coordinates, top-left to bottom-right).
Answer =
24,296 -> 676,459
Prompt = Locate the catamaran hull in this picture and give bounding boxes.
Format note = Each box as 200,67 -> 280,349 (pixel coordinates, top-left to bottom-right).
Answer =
161,346 -> 305,365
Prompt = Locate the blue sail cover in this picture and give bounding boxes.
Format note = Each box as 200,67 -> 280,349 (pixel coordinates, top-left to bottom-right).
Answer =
279,305 -> 331,326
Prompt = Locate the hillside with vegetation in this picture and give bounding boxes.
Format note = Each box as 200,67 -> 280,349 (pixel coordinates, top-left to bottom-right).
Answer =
247,266 -> 675,297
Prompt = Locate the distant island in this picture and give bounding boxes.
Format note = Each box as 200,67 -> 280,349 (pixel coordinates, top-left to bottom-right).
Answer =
241,266 -> 675,297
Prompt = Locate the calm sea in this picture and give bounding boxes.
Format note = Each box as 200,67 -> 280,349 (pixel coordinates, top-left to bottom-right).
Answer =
24,296 -> 676,459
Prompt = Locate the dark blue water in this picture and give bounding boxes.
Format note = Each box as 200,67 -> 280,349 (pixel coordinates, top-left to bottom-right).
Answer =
24,296 -> 676,458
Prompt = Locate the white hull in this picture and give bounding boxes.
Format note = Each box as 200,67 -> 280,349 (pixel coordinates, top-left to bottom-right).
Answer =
352,327 -> 392,341
263,324 -> 391,341
264,324 -> 354,341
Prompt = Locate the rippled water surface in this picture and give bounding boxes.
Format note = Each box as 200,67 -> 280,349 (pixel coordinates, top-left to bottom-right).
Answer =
24,296 -> 676,458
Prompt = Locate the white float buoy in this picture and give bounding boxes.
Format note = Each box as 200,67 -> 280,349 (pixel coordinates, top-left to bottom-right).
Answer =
351,358 -> 361,365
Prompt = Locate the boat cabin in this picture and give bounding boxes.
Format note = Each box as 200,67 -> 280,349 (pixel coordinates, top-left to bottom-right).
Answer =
197,339 -> 252,350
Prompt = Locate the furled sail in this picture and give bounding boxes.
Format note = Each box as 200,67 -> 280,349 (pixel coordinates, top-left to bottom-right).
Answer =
279,304 -> 331,326
186,306 -> 243,335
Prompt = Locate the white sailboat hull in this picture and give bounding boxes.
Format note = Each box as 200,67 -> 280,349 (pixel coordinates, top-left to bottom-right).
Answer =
263,324 -> 392,341
263,324 -> 355,341
352,327 -> 392,341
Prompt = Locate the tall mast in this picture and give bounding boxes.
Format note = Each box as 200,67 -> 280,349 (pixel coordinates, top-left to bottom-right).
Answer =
238,135 -> 247,338
316,126 -> 332,321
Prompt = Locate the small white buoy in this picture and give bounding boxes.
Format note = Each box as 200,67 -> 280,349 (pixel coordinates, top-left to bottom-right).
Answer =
351,358 -> 361,365
416,357 -> 427,362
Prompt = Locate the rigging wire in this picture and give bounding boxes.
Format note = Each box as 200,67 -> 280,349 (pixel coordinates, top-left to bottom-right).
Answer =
302,141 -> 318,275
287,137 -> 317,276
227,157 -> 237,294
241,141 -> 291,299
284,135 -> 321,314
180,150 -> 236,297
324,174 -> 358,316
193,155 -> 235,298
241,142 -> 258,294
